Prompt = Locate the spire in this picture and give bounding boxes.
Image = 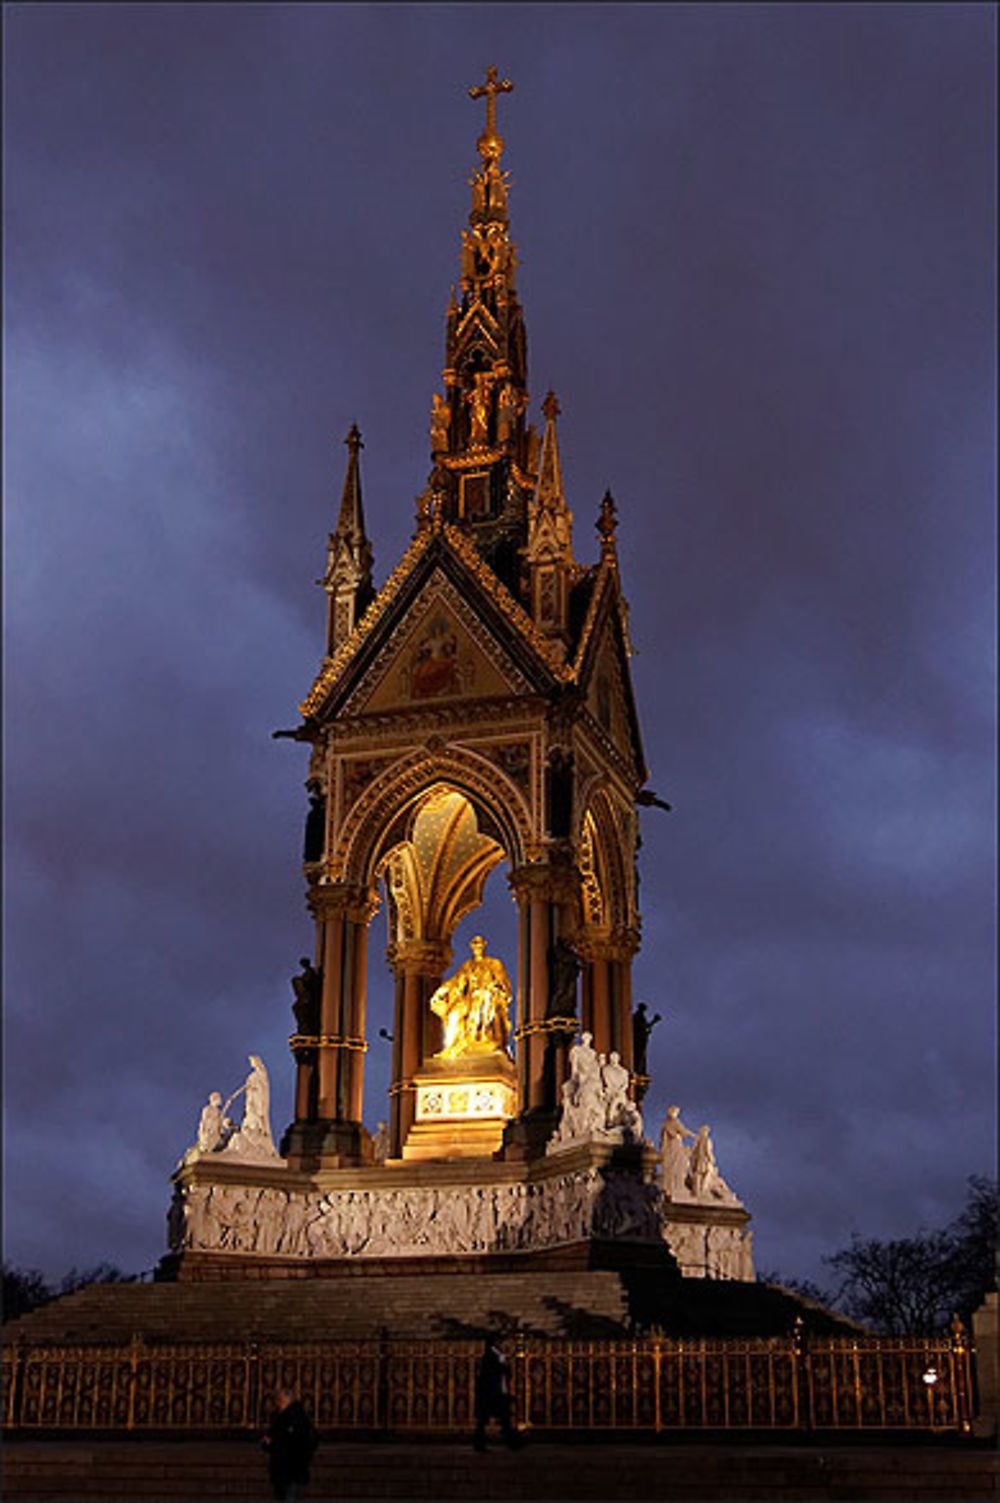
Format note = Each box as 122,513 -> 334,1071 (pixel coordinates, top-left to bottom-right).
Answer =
420,68 -> 536,596
321,424 -> 374,655
528,392 -> 574,559
525,392 -> 576,651
597,490 -> 619,566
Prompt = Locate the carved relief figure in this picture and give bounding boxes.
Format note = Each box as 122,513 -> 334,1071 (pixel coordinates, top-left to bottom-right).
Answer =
172,1169 -> 671,1261
429,935 -> 512,1058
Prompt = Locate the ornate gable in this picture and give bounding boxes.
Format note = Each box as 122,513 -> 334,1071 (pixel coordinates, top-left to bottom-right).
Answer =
346,574 -> 530,715
575,572 -> 647,784
301,529 -> 570,725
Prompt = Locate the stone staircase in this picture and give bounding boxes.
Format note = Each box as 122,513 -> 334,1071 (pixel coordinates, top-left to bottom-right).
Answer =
5,1267 -> 857,1349
5,1270 -> 630,1345
3,1437 -> 996,1501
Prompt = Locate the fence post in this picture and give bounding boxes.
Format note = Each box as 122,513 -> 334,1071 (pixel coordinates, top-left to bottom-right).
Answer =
514,1333 -> 527,1432
377,1327 -> 389,1434
126,1335 -> 142,1431
653,1335 -> 662,1434
6,1341 -> 24,1429
950,1316 -> 973,1435
792,1318 -> 811,1432
247,1341 -> 260,1433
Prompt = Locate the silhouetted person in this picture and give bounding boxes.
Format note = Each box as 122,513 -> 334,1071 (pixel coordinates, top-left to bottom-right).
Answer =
262,1387 -> 318,1501
473,1336 -> 517,1451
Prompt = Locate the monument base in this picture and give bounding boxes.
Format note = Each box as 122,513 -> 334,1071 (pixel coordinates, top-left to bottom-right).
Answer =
402,1051 -> 517,1161
166,1136 -> 753,1285
280,1119 -> 372,1170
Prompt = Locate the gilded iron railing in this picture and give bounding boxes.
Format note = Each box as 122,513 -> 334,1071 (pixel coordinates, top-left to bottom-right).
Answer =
1,1330 -> 974,1434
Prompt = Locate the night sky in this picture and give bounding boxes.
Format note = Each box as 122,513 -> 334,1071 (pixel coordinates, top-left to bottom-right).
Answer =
5,4 -> 995,1290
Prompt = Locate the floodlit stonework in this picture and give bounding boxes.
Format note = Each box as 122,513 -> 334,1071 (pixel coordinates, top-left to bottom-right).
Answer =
165,68 -> 756,1289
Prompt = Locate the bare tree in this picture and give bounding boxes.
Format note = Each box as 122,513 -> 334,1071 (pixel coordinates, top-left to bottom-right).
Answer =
825,1177 -> 998,1334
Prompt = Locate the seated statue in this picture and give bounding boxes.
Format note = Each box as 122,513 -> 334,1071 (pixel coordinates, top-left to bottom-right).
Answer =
178,1090 -> 233,1166
602,1051 -> 644,1139
429,935 -> 512,1060
197,1091 -> 232,1153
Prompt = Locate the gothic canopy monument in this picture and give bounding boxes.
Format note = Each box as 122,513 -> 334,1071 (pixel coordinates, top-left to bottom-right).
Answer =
167,71 -> 754,1286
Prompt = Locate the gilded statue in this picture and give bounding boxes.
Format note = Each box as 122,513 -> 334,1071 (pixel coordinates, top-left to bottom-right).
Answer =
466,372 -> 492,445
430,935 -> 512,1059
430,392 -> 451,454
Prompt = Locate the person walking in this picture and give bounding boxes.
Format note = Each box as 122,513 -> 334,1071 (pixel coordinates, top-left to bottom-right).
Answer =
262,1387 -> 318,1501
473,1335 -> 517,1451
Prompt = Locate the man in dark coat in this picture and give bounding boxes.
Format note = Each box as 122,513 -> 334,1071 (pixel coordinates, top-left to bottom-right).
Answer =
474,1336 -> 517,1451
262,1387 -> 318,1501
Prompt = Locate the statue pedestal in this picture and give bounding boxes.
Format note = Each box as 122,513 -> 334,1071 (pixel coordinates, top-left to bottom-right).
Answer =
402,1051 -> 518,1161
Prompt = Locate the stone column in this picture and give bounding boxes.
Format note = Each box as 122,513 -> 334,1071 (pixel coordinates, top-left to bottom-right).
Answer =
577,924 -> 640,1071
284,881 -> 378,1166
387,939 -> 451,1158
506,855 -> 579,1156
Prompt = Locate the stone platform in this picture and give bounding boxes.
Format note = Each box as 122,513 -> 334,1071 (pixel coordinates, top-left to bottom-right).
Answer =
6,1268 -> 855,1345
167,1140 -> 754,1284
3,1437 -> 996,1502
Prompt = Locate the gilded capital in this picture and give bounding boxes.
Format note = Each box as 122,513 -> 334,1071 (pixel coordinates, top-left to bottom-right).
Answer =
308,882 -> 381,925
508,858 -> 580,906
386,939 -> 454,977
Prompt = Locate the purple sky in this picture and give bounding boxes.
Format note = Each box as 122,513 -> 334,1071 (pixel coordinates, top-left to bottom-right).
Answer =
4,4 -> 996,1289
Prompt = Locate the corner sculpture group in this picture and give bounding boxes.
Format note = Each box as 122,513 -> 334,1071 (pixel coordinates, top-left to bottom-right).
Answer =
179,945 -> 744,1262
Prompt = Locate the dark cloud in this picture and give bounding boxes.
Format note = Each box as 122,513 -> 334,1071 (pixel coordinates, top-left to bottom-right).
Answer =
5,4 -> 994,1287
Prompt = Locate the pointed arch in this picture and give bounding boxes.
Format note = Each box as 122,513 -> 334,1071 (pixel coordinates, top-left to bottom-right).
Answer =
578,785 -> 631,931
330,745 -> 531,890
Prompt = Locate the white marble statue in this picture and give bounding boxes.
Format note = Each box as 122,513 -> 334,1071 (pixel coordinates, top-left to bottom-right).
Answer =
689,1124 -> 738,1204
178,1090 -> 234,1166
197,1092 -> 232,1152
659,1105 -> 696,1199
221,1055 -> 281,1162
549,1033 -> 644,1150
371,1121 -> 390,1165
602,1051 -> 644,1139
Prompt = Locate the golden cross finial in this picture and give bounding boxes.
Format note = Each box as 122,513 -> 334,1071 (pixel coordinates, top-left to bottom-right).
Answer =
468,66 -> 513,160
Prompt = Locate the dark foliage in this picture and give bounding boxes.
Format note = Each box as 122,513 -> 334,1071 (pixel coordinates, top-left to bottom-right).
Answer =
2,1263 -> 53,1322
824,1176 -> 998,1334
2,1261 -> 136,1322
58,1263 -> 136,1296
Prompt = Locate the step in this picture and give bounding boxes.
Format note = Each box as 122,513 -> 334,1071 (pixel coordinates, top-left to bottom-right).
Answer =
2,1438 -> 996,1502
6,1272 -> 629,1345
